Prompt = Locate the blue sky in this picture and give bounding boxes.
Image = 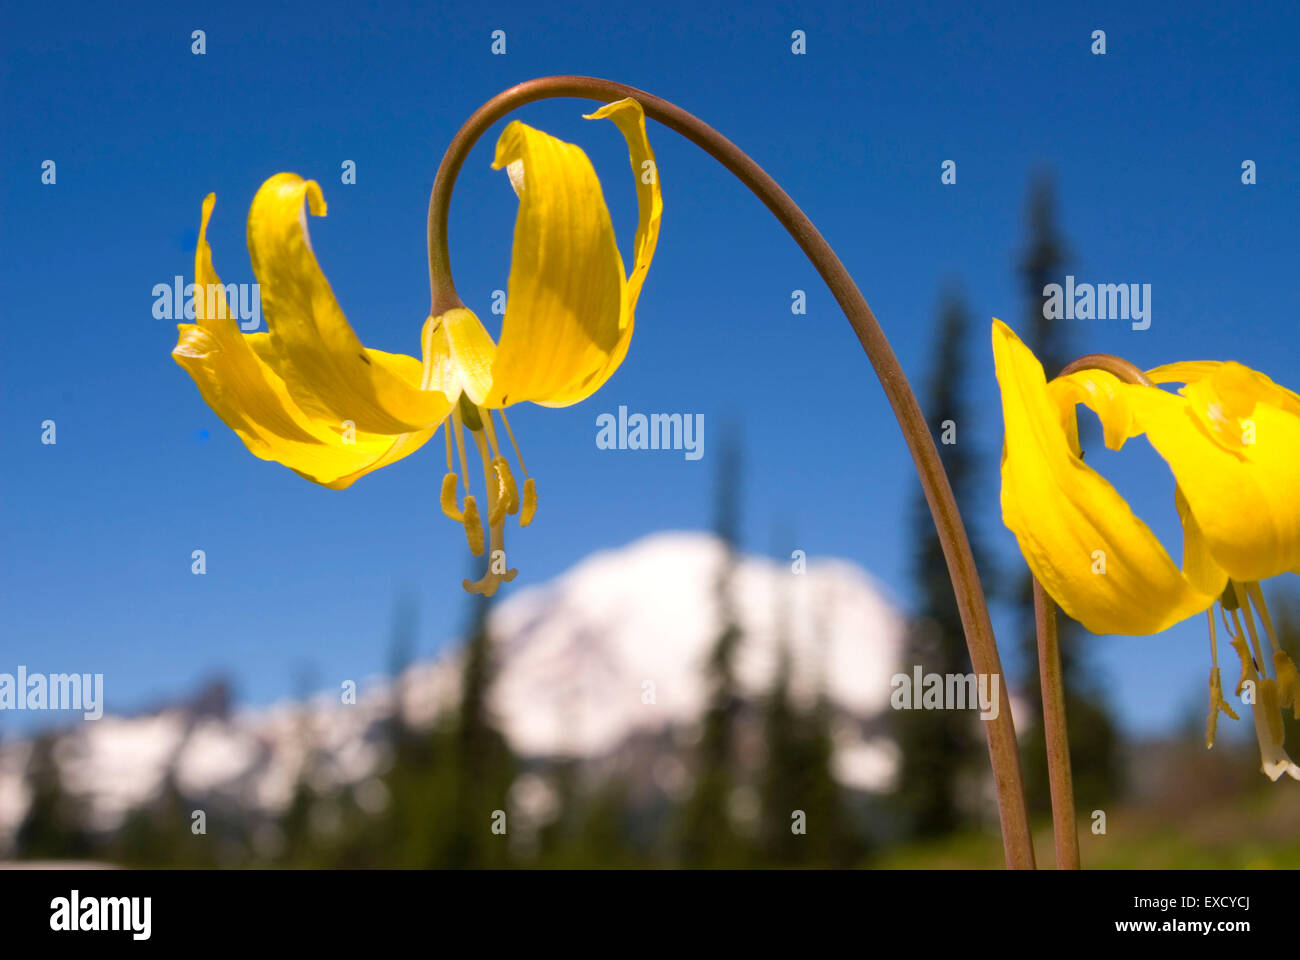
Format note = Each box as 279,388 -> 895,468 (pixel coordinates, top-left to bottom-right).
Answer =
2,0 -> 1297,740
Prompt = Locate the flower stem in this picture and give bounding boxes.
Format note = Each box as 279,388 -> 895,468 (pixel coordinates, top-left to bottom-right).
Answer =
1059,354 -> 1155,387
427,76 -> 1035,868
1038,350 -> 1153,870
1034,576 -> 1080,869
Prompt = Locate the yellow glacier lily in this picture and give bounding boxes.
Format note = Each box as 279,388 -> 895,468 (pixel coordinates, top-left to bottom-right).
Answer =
991,319 -> 1220,635
173,98 -> 661,596
992,319 -> 1300,780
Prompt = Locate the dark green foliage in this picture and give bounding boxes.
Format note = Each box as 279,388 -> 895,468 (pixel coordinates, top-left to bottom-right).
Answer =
111,771 -> 219,869
534,761 -> 642,868
14,734 -> 91,861
893,286 -> 990,837
679,428 -> 748,866
758,644 -> 858,865
374,589 -> 516,868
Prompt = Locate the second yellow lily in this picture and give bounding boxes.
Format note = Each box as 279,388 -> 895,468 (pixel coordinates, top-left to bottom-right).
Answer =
993,319 -> 1300,780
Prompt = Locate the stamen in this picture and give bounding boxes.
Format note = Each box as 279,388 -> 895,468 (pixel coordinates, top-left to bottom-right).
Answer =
1247,582 -> 1282,657
440,472 -> 464,522
492,458 -> 519,517
520,478 -> 537,527
441,412 -> 482,552
1207,669 -> 1239,748
439,421 -> 468,521
482,408 -> 503,459
1233,581 -> 1270,675
451,407 -> 472,495
496,408 -> 536,526
1205,610 -> 1239,749
1228,609 -> 1254,694
461,496 -> 484,555
497,409 -> 530,478
1253,582 -> 1300,719
1275,650 -> 1300,720
1208,608 -> 1220,671
481,412 -> 518,517
1219,602 -> 1237,642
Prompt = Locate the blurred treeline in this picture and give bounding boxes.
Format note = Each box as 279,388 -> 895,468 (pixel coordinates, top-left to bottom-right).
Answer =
882,590 -> 1300,868
11,436 -> 873,869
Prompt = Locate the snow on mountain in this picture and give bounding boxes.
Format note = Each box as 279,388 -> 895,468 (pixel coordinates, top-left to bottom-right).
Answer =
490,532 -> 903,756
0,531 -> 904,851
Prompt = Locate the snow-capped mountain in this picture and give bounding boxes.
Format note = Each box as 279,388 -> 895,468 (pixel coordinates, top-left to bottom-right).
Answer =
0,532 -> 904,851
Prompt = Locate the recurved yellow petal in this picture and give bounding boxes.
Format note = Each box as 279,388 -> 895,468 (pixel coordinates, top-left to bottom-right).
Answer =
246,173 -> 450,434
173,193 -> 444,488
529,98 -> 664,409
1206,665 -> 1239,749
1047,367 -> 1141,453
315,421 -> 441,490
1128,366 -> 1300,582
586,99 -> 662,311
1146,361 -> 1220,386
993,320 -> 1218,635
482,119 -> 626,407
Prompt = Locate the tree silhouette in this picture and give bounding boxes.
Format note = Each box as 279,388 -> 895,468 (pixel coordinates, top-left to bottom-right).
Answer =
893,284 -> 991,836
15,733 -> 91,861
680,427 -> 748,866
434,587 -> 516,867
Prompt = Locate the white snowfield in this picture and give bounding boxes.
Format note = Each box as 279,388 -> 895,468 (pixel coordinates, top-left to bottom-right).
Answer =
0,532 -> 904,852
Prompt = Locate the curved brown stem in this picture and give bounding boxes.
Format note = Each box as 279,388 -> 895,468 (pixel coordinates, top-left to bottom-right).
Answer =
427,76 -> 1035,868
1060,354 -> 1155,387
1036,351 -> 1155,869
1034,578 -> 1079,869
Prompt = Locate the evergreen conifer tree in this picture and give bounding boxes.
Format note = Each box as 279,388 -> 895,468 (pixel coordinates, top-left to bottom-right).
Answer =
894,285 -> 989,836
